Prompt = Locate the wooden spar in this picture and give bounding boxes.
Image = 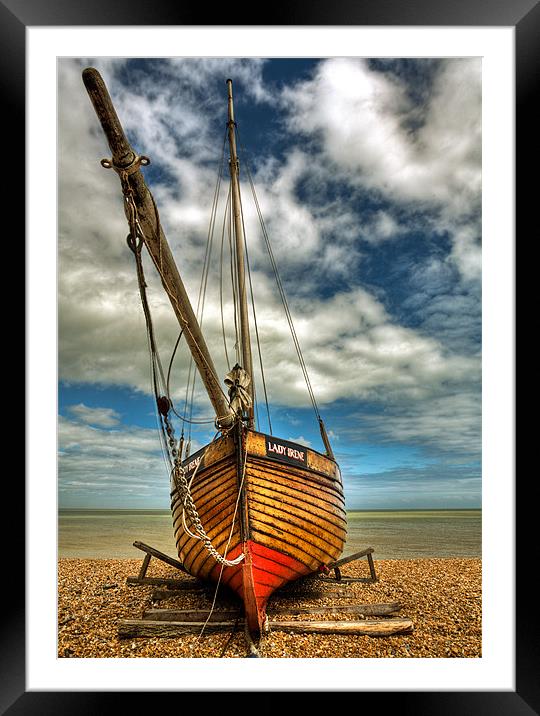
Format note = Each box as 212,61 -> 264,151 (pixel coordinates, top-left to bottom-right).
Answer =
226,79 -> 255,427
126,576 -> 204,588
269,618 -> 413,636
328,547 -> 374,569
132,540 -> 187,573
118,617 -> 413,638
143,603 -> 402,620
82,67 -> 233,428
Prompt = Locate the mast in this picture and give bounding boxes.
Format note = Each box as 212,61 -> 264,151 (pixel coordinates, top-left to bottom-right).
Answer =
226,79 -> 255,428
82,67 -> 234,428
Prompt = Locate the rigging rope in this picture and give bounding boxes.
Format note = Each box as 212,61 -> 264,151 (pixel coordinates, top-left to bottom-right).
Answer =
237,133 -> 323,425
181,128 -> 229,453
219,185 -> 233,370
164,330 -> 217,427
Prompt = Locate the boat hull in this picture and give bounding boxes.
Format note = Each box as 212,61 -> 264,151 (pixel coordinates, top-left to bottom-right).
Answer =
171,428 -> 346,633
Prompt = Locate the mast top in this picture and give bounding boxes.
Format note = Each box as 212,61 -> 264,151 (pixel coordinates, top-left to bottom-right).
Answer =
226,79 -> 236,125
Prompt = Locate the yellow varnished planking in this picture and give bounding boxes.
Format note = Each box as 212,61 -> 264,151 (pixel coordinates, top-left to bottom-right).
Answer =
249,455 -> 344,496
246,484 -> 347,530
248,502 -> 345,553
308,449 -> 341,482
247,467 -> 346,512
246,491 -> 347,545
194,535 -> 243,578
189,433 -> 235,467
188,473 -> 237,508
249,523 -> 339,568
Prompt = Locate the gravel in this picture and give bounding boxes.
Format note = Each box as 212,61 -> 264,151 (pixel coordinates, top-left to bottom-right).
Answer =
58,557 -> 481,658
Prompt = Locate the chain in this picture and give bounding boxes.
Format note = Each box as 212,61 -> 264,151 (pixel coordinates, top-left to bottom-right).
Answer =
161,391 -> 244,567
159,397 -> 178,460
172,460 -> 245,567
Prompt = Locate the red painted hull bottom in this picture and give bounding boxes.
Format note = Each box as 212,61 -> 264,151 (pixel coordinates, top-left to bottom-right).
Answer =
209,540 -> 314,633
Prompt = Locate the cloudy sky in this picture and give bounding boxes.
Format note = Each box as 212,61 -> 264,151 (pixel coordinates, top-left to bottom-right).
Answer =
58,56 -> 481,510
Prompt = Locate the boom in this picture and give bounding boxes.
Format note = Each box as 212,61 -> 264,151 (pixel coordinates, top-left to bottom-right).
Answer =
82,67 -> 233,427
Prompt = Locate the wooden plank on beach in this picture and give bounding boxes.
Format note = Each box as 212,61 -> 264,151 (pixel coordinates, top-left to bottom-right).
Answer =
270,602 -> 401,616
151,588 -> 208,601
276,587 -> 349,597
118,619 -> 239,638
278,579 -> 351,592
270,618 -> 413,636
142,602 -> 401,622
126,576 -> 204,588
319,576 -> 377,584
119,617 -> 413,639
133,541 -> 187,573
143,609 -> 242,622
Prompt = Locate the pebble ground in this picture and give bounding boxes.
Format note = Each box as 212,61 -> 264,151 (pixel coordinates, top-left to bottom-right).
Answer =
58,557 -> 481,659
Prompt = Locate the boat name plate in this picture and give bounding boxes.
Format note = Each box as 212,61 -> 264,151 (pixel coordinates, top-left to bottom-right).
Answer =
264,436 -> 308,467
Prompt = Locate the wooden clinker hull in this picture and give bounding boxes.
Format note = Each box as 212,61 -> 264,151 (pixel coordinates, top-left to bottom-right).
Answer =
171,429 -> 347,634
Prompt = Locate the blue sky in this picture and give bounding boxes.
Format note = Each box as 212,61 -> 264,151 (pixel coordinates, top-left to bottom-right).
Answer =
58,57 -> 481,510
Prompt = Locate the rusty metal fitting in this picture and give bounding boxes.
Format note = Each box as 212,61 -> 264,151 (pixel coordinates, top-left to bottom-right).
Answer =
100,154 -> 150,175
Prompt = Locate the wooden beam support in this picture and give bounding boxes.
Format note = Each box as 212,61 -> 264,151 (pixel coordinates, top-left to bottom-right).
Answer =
143,609 -> 242,622
118,620 -> 240,638
126,576 -> 203,588
133,541 -> 187,573
271,602 -> 401,617
270,618 -> 413,636
137,553 -> 152,580
320,576 -> 377,584
151,588 -> 209,601
328,547 -> 374,569
277,586 -> 349,597
143,602 -> 402,622
367,551 -> 378,582
119,617 -> 413,639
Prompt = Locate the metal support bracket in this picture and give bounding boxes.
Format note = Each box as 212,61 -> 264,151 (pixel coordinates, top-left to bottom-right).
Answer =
101,154 -> 150,176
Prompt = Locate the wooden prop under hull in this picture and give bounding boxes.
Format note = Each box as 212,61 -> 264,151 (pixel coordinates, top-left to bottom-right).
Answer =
171,429 -> 347,634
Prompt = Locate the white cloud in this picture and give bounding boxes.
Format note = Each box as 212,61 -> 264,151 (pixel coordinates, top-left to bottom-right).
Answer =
286,435 -> 312,448
348,390 -> 481,457
363,210 -> 401,243
281,58 -> 481,279
67,404 -> 121,427
58,413 -> 205,505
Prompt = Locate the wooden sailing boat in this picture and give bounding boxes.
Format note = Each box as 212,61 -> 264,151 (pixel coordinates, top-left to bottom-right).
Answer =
82,68 -> 347,637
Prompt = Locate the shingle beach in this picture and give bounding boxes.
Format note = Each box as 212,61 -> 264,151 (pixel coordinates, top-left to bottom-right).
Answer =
58,557 -> 481,658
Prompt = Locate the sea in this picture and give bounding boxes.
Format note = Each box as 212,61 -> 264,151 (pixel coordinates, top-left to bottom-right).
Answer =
58,509 -> 481,560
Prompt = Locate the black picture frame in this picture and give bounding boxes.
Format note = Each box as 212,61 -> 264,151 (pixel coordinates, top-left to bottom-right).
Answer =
11,0 -> 528,713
